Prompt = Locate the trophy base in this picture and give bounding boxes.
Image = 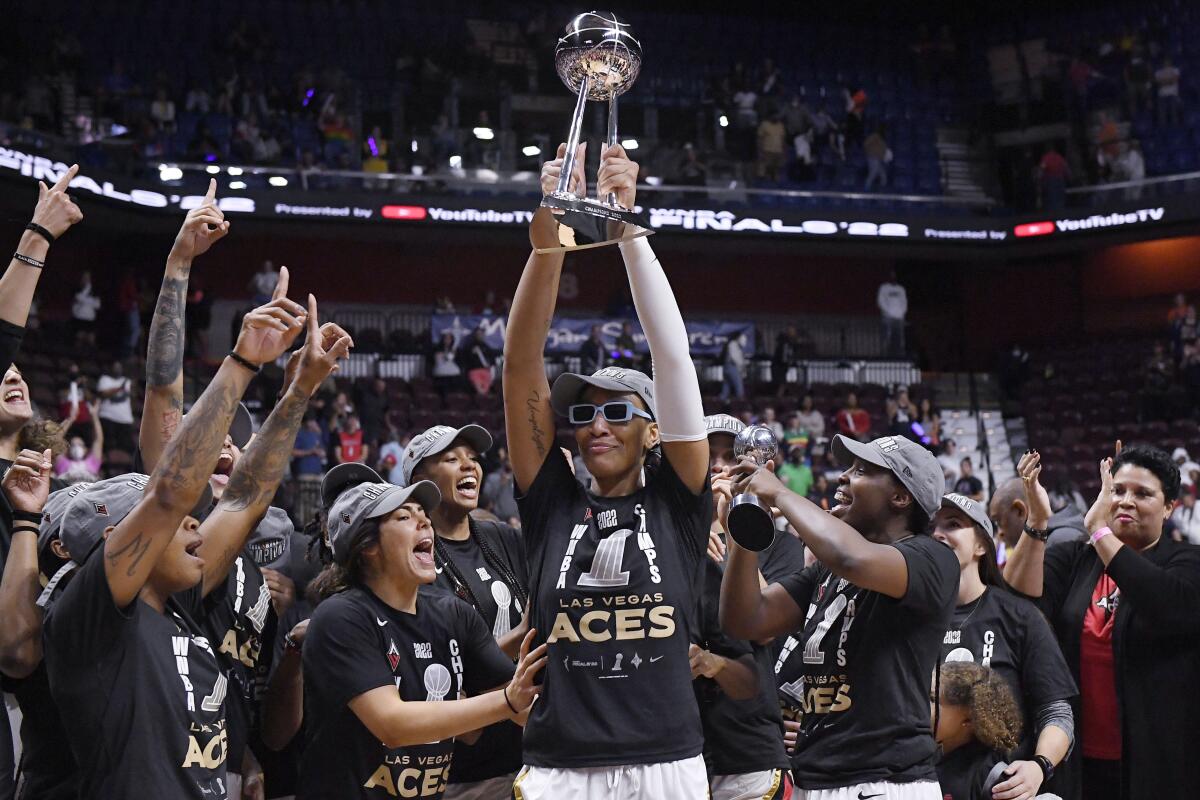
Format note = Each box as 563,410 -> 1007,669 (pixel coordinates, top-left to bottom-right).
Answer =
535,193 -> 654,254
727,495 -> 777,552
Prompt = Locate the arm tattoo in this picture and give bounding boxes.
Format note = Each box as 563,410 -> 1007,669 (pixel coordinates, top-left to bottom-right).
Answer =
158,378 -> 243,496
223,390 -> 310,513
146,275 -> 188,387
525,390 -> 547,458
106,531 -> 152,578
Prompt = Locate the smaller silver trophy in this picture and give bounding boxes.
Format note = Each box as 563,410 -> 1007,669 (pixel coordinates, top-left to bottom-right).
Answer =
728,425 -> 780,551
537,11 -> 653,253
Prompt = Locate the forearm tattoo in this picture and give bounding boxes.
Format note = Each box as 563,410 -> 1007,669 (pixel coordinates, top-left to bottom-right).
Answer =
223,390 -> 310,512
526,389 -> 547,458
158,377 -> 242,496
146,274 -> 188,387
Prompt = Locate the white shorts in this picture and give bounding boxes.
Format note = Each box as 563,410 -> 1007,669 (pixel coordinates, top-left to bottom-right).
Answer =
711,769 -> 792,800
796,781 -> 941,800
512,754 -> 709,800
443,772 -> 518,799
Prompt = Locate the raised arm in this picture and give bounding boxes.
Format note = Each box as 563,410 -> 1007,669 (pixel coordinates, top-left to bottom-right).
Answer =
198,296 -> 351,596
0,449 -> 52,678
601,144 -> 708,493
0,165 -> 82,334
103,292 -> 306,608
140,179 -> 230,472
1003,450 -> 1055,596
88,401 -> 104,461
503,144 -> 584,493
730,460 -> 911,598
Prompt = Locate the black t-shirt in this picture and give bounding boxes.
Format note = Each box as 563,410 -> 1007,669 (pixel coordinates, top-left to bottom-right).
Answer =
204,554 -> 276,774
937,741 -> 1006,800
432,520 -> 527,783
940,587 -> 1077,760
43,554 -> 229,799
694,557 -> 790,775
776,534 -> 958,789
516,447 -> 711,768
7,665 -> 76,800
954,475 -> 983,497
299,585 -> 514,800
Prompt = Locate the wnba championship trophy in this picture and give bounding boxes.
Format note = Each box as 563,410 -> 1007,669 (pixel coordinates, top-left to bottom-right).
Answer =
536,11 -> 653,254
728,425 -> 780,551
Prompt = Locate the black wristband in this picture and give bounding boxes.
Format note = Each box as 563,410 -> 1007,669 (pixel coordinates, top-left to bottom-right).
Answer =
502,686 -> 521,715
1023,523 -> 1052,542
11,510 -> 43,525
11,523 -> 40,535
228,351 -> 262,374
25,222 -> 55,245
13,252 -> 44,269
283,631 -> 302,653
1033,754 -> 1055,782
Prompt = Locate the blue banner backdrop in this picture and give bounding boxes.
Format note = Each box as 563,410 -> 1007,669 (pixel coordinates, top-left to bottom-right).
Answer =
431,314 -> 756,357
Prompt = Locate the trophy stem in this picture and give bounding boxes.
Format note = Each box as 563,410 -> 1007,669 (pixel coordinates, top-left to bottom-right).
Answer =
557,75 -> 591,196
604,96 -> 619,206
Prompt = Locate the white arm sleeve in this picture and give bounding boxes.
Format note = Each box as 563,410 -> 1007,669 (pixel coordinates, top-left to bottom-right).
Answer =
618,235 -> 705,443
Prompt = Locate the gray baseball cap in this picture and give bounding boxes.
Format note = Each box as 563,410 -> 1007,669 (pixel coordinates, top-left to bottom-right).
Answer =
38,482 -> 94,553
831,434 -> 945,519
551,367 -> 657,419
321,463 -> 441,565
245,506 -> 294,570
400,424 -> 493,486
940,493 -> 994,536
60,474 -> 213,563
704,413 -> 745,438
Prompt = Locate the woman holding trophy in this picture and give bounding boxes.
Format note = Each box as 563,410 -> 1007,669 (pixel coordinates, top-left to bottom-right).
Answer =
501,140 -> 713,798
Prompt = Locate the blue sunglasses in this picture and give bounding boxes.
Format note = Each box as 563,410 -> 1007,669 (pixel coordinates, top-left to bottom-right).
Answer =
568,401 -> 653,426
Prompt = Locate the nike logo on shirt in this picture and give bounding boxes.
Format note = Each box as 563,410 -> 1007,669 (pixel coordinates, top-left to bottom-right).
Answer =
376,617 -> 388,627
858,793 -> 884,800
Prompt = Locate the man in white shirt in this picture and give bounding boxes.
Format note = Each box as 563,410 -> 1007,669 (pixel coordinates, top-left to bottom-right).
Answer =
72,270 -> 101,347
97,360 -> 134,454
1171,492 -> 1200,544
877,271 -> 908,357
937,438 -> 960,484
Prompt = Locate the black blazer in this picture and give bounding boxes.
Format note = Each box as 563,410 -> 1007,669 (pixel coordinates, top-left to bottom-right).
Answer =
1038,536 -> 1200,800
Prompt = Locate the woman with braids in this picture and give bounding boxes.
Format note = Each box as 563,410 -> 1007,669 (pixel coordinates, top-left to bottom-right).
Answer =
296,463 -> 546,800
931,494 -> 1076,800
400,423 -> 529,798
932,662 -> 1024,800
502,143 -> 713,798
1005,445 -> 1200,800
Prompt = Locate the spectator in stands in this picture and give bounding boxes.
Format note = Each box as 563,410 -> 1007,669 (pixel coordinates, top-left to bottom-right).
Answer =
1170,490 -> 1200,544
782,411 -> 811,457
719,332 -> 747,402
357,377 -> 389,457
954,457 -> 984,501
811,102 -> 843,160
795,394 -> 826,440
863,126 -> 890,189
55,400 -> 103,484
376,427 -> 406,484
888,388 -> 918,439
843,87 -> 868,149
117,269 -> 140,359
459,325 -> 500,396
1038,145 -> 1071,210
938,439 -> 960,484
149,87 -> 175,131
335,413 -> 367,465
835,392 -> 871,441
185,83 -> 210,113
772,325 -> 800,393
580,324 -> 607,375
249,260 -> 279,304
877,270 -> 908,358
96,360 -> 134,455
784,94 -> 813,139
1154,55 -> 1182,126
758,407 -> 784,441
732,82 -> 758,160
778,446 -> 814,498
756,112 -> 786,182
1124,45 -> 1153,116
918,398 -> 941,448
675,143 -> 708,186
1116,140 -> 1145,200
806,473 -> 835,510
71,270 -> 100,348
432,331 -> 462,397
481,445 -> 521,527
1171,447 -> 1199,489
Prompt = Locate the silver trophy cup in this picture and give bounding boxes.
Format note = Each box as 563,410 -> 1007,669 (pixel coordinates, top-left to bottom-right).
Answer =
728,425 -> 780,551
538,11 -> 652,251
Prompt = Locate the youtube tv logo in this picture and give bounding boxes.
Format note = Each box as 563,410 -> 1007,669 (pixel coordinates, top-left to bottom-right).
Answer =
381,205 -> 428,220
1013,221 -> 1055,237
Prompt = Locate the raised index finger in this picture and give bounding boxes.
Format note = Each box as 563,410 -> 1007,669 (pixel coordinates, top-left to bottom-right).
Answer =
51,164 -> 79,193
204,177 -> 217,204
272,266 -> 290,301
306,294 -> 320,344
